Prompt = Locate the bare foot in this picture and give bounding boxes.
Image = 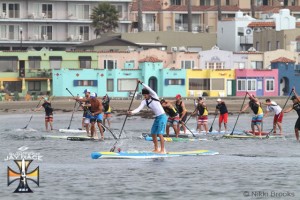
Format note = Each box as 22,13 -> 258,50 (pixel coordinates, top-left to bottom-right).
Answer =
159,149 -> 166,154
152,150 -> 160,153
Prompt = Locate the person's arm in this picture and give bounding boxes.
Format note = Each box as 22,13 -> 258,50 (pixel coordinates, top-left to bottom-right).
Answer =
284,106 -> 294,113
141,82 -> 159,99
129,101 -> 146,114
241,104 -> 249,112
35,105 -> 43,112
264,107 -> 269,117
294,89 -> 300,102
180,102 -> 187,119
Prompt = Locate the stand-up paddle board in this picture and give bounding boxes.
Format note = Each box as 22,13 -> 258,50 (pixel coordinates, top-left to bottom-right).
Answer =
59,129 -> 86,133
144,136 -> 208,142
223,134 -> 285,139
42,135 -> 102,141
91,150 -> 219,159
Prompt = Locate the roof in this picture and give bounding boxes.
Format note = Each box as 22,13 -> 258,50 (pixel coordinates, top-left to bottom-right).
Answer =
77,35 -> 140,47
270,57 -> 296,63
131,0 -> 161,12
248,22 -> 275,27
255,6 -> 300,12
139,56 -> 162,63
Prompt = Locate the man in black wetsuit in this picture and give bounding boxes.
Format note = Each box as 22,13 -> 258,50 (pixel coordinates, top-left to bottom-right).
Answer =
284,89 -> 300,141
36,97 -> 53,131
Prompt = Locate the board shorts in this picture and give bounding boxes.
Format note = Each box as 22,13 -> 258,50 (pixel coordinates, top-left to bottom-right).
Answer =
179,113 -> 187,122
251,114 -> 263,125
295,118 -> 300,130
151,114 -> 167,135
103,112 -> 112,121
273,113 -> 283,124
198,115 -> 208,124
45,114 -> 53,122
219,113 -> 228,124
167,115 -> 180,126
90,114 -> 103,123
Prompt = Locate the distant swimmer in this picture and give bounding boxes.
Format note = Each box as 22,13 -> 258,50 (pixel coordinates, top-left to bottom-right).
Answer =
175,94 -> 187,134
193,97 -> 208,134
263,99 -> 283,135
35,97 -> 53,131
102,94 -> 112,128
128,80 -> 167,154
160,99 -> 180,138
241,94 -> 264,137
284,89 -> 300,141
215,98 -> 228,133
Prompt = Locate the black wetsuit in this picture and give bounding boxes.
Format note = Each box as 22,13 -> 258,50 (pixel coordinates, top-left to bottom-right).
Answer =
42,102 -> 53,116
293,102 -> 300,129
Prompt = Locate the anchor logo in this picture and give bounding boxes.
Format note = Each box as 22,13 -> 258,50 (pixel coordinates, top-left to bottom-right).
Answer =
7,158 -> 39,193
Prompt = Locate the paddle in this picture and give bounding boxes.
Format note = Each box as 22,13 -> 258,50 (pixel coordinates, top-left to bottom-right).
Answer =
266,89 -> 294,138
23,99 -> 43,129
110,82 -> 139,152
209,114 -> 217,132
101,124 -> 117,139
230,92 -> 248,135
67,95 -> 79,129
180,121 -> 195,137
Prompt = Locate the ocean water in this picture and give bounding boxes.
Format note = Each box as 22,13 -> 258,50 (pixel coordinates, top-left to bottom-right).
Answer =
0,111 -> 299,200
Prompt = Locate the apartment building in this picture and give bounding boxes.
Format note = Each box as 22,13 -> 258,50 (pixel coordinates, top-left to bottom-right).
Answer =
0,0 -> 132,50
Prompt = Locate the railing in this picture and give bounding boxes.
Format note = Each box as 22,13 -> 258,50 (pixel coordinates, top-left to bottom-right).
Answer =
23,69 -> 52,78
175,23 -> 204,32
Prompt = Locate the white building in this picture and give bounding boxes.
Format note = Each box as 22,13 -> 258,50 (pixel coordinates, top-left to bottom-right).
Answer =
0,0 -> 132,50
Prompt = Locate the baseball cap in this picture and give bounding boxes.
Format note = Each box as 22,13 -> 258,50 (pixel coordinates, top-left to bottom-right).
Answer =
83,89 -> 90,94
217,98 -> 222,102
90,93 -> 96,98
175,94 -> 181,99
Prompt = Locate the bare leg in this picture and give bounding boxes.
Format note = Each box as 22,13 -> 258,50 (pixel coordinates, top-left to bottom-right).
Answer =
158,134 -> 165,153
90,122 -> 96,138
85,123 -> 90,137
218,122 -> 221,132
82,118 -> 85,130
251,122 -> 255,135
166,124 -> 170,137
107,118 -> 111,128
151,134 -> 159,152
204,123 -> 208,133
49,122 -> 53,130
45,120 -> 48,131
97,122 -> 104,140
224,123 -> 227,133
257,124 -> 262,137
181,123 -> 186,134
173,124 -> 179,138
295,128 -> 299,141
277,122 -> 282,135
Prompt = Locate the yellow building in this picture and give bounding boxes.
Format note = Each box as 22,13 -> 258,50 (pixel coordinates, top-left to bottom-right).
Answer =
186,69 -> 235,97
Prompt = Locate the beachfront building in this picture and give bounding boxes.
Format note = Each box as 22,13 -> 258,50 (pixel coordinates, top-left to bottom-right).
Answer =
0,0 -> 132,50
270,57 -> 300,96
235,69 -> 278,97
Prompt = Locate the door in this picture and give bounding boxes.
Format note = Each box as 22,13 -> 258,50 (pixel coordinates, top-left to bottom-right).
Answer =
256,79 -> 263,96
148,77 -> 157,94
227,80 -> 232,96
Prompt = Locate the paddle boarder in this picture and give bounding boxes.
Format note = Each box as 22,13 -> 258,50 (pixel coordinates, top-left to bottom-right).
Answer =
76,92 -> 105,140
128,80 -> 167,153
175,94 -> 188,134
215,98 -> 228,133
241,94 -> 264,137
263,99 -> 283,135
35,97 -> 53,131
103,94 -> 112,128
284,90 -> 300,141
160,99 -> 180,138
193,97 -> 209,134
82,89 -> 91,136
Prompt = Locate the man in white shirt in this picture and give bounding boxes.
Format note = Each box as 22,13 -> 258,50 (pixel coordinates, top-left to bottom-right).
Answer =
264,99 -> 283,135
128,80 -> 167,153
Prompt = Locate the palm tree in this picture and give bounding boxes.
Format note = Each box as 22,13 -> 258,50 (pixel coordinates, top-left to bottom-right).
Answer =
90,3 -> 119,37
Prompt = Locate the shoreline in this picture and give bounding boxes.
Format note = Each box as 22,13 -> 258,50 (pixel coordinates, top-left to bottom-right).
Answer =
0,96 -> 292,117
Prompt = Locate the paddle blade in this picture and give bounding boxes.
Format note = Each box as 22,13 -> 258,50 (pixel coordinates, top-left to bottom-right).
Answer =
209,126 -> 213,132
110,146 -> 115,152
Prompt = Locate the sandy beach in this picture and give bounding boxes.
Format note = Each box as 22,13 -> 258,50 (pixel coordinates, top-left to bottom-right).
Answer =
0,96 -> 292,116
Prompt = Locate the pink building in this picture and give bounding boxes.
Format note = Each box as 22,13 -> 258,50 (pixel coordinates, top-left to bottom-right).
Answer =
235,69 -> 278,97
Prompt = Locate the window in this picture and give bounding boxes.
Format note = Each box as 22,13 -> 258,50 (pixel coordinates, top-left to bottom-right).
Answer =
0,56 -> 18,72
8,3 -> 20,18
79,56 -> 91,69
171,0 -> 181,5
247,79 -> 256,91
276,41 -> 280,49
267,41 -> 271,51
42,4 -> 52,18
49,56 -> 62,69
211,79 -> 224,90
0,25 -> 6,39
107,79 -> 114,92
28,81 -> 41,91
104,60 -> 117,69
251,61 -> 263,69
181,60 -> 194,69
226,0 -> 230,5
8,25 -> 19,40
112,5 -> 123,18
28,56 -> 41,69
266,79 -> 274,91
74,80 -> 97,86
200,0 -> 211,6
235,62 -> 245,69
189,79 -> 210,90
237,79 -> 246,91
206,62 -> 224,69
3,81 -> 22,92
118,79 -> 138,91
165,79 -> 185,85
76,4 -> 89,19
79,26 -> 89,41
41,25 -> 52,40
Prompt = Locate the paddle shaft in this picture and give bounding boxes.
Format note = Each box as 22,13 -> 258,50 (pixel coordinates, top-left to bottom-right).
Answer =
209,114 -> 217,132
180,122 -> 195,137
185,107 -> 197,124
23,99 -> 43,129
110,82 -> 139,152
267,89 -> 294,136
67,95 -> 79,129
230,92 -> 248,135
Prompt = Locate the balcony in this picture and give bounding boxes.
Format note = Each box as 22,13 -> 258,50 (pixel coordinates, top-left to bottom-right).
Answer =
175,23 -> 205,32
23,69 -> 52,79
240,36 -> 253,44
